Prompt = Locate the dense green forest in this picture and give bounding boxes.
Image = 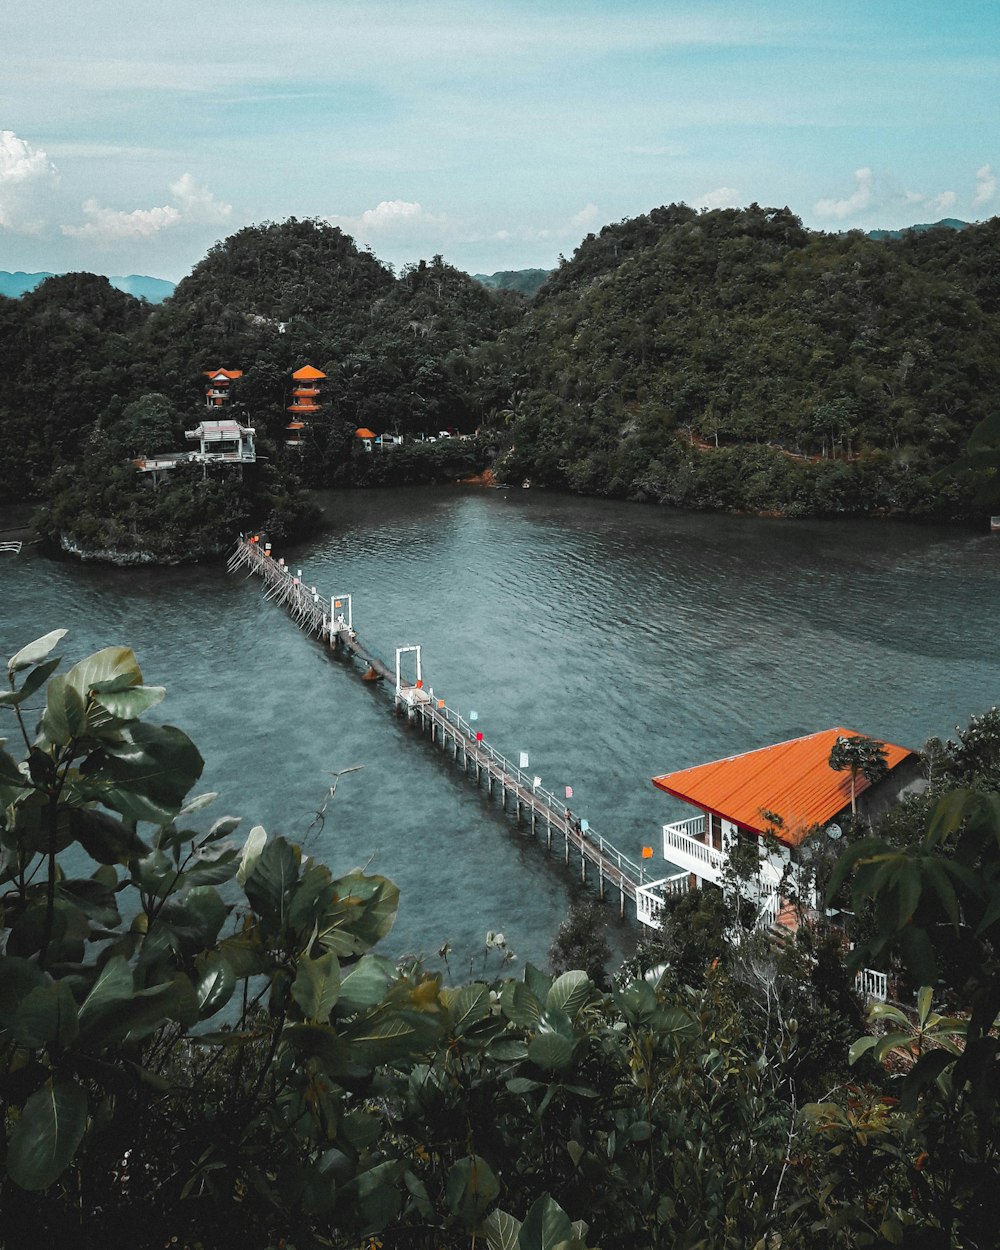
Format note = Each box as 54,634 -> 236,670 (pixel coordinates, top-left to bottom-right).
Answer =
500,204 -> 1000,519
3,206 -> 1000,561
2,630 -> 998,1247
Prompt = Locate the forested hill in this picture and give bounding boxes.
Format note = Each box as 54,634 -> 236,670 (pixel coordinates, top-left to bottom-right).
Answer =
500,204 -> 1000,520
4,208 -> 1000,540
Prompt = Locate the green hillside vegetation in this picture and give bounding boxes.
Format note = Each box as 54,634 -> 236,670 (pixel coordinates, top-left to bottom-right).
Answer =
473,268 -> 553,297
2,630 -> 999,1247
500,205 -> 1000,520
0,271 -> 176,301
4,207 -> 1000,562
0,222 -> 517,560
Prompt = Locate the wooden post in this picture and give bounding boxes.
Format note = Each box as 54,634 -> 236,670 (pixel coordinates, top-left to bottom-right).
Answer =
546,817 -> 552,851
598,864 -> 605,900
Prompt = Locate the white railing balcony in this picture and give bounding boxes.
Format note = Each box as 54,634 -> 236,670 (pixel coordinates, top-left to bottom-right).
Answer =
662,815 -> 727,883
636,872 -> 691,928
855,968 -> 888,1002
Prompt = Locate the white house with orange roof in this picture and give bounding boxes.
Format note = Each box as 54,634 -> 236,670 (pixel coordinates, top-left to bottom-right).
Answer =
636,727 -> 921,931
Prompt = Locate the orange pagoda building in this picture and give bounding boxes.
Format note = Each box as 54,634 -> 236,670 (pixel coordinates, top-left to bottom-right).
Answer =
287,364 -> 327,447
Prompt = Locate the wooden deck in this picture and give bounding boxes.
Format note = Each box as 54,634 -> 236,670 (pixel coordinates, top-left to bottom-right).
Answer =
228,537 -> 649,915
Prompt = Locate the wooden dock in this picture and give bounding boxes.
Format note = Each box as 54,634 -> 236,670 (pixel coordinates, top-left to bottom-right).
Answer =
227,536 -> 651,916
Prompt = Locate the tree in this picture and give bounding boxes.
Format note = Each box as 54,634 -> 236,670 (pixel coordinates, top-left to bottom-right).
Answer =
828,734 -> 889,817
548,899 -> 612,989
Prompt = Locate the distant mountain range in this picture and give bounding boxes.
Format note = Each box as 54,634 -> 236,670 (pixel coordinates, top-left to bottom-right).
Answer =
0,271 -> 176,302
866,217 -> 970,241
472,268 -> 552,296
1,265 -> 555,302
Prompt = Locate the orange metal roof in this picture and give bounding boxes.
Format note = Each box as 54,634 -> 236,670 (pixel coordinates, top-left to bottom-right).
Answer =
292,365 -> 327,381
204,368 -> 242,380
355,427 -> 377,439
652,728 -> 916,846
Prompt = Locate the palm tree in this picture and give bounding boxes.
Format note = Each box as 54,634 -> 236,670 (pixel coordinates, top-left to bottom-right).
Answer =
828,734 -> 889,817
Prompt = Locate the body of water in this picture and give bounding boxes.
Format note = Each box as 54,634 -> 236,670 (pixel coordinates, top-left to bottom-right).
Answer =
3,488 -> 999,971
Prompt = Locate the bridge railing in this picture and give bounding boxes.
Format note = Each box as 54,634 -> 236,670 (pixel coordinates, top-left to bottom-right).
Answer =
427,701 -> 646,885
233,537 -> 647,892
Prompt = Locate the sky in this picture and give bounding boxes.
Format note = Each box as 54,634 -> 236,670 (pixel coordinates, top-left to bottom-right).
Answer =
2,0 -> 999,282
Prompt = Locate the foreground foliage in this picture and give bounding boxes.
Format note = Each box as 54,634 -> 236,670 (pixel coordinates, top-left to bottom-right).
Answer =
2,633 -> 998,1247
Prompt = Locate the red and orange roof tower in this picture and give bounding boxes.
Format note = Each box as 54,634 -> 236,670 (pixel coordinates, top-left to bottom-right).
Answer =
287,364 -> 327,447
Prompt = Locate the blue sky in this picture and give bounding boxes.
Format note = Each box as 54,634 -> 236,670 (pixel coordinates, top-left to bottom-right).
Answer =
2,0 -> 998,280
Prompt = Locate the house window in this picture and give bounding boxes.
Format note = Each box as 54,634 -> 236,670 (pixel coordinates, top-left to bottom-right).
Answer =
709,814 -> 723,851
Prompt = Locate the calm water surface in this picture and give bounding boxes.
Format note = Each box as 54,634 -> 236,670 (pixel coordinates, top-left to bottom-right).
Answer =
2,489 -> 999,970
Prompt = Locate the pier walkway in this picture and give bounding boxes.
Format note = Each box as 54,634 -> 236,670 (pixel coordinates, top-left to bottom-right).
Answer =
227,536 -> 671,917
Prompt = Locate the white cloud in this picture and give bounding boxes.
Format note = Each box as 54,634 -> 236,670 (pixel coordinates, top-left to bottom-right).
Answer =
62,199 -> 181,240
61,173 -> 231,243
0,130 -> 59,232
698,186 -> 740,210
928,190 -> 957,215
327,200 -> 449,243
974,163 -> 997,208
169,173 -> 232,224
899,185 -> 956,218
569,203 -> 601,232
814,167 -> 874,219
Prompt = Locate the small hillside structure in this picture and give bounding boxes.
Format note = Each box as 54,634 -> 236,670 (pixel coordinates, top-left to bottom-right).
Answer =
204,368 -> 242,407
636,727 -> 921,929
287,364 -> 326,447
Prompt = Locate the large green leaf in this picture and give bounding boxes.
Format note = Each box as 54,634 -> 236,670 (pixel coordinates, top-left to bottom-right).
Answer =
69,807 -> 150,866
64,646 -> 141,699
82,722 -> 204,819
319,871 -> 400,955
546,970 -> 593,1019
13,980 -> 79,1049
446,1155 -> 500,1226
443,982 -> 492,1035
0,956 -> 46,1027
236,824 -> 267,887
40,674 -> 87,746
244,836 -> 300,930
528,1031 -> 575,1071
518,1194 -> 575,1250
281,1022 -> 350,1074
8,629 -> 67,675
0,658 -> 61,707
337,954 -> 396,1015
7,1079 -> 88,1190
292,952 -> 342,1022
93,685 -> 165,721
195,953 -> 236,1019
500,980 -> 543,1027
484,1209 -> 521,1250
0,745 -> 26,787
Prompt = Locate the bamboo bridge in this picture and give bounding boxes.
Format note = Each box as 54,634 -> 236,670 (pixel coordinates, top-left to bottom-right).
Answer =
227,535 -> 670,918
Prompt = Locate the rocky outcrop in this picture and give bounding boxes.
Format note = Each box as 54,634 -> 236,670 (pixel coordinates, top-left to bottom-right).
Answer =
57,533 -> 220,566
